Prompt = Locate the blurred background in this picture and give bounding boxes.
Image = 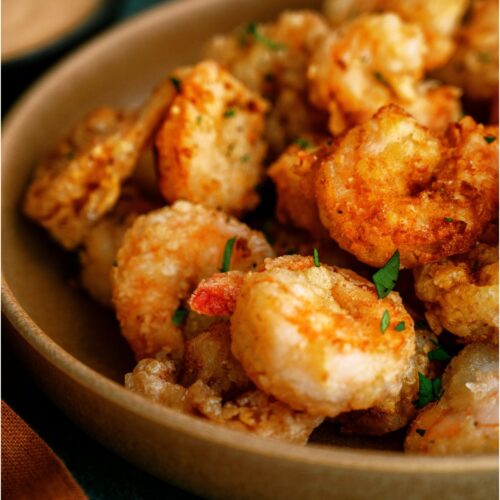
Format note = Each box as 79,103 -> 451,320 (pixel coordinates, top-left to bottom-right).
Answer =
3,1 -> 199,498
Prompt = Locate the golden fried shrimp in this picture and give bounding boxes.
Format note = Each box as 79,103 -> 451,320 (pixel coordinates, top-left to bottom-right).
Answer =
191,255 -> 416,417
125,322 -> 322,444
268,135 -> 330,240
205,11 -> 330,150
315,105 -> 499,268
155,61 -> 268,215
405,343 -> 499,454
112,201 -> 273,359
79,185 -> 156,307
434,0 -> 499,100
308,14 -> 462,135
414,243 -> 499,345
23,80 -> 175,249
323,0 -> 468,69
337,328 -> 441,435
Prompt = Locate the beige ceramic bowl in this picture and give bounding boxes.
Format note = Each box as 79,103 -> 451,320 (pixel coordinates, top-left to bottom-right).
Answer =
2,0 -> 499,498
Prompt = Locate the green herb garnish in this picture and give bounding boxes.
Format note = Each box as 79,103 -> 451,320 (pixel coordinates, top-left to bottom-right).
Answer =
172,307 -> 188,326
372,250 -> 400,298
416,428 -> 426,437
221,237 -> 237,272
245,22 -> 287,51
443,217 -> 454,222
223,108 -> 236,118
428,340 -> 451,362
240,153 -> 250,163
295,137 -> 312,150
170,76 -> 182,92
477,52 -> 492,63
415,320 -> 428,330
484,135 -> 496,144
313,248 -> 320,267
196,115 -> 203,125
416,373 -> 442,408
394,321 -> 405,332
380,310 -> 390,334
374,71 -> 389,86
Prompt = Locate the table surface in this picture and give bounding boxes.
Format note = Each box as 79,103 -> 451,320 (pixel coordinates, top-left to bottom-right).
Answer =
2,1 -> 199,498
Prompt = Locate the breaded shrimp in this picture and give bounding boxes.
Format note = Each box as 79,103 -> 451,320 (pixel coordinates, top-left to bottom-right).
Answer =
414,243 -> 499,345
268,135 -> 330,240
79,184 -> 156,307
308,14 -> 461,135
155,61 -> 268,215
112,201 -> 273,359
125,322 -> 322,444
315,105 -> 499,268
434,0 -> 499,100
405,343 -> 499,454
23,80 -> 176,249
337,328 -> 441,435
205,11 -> 330,151
190,255 -> 416,417
323,0 -> 468,69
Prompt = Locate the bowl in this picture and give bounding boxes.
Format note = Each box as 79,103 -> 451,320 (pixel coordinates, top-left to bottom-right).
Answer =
2,0 -> 498,498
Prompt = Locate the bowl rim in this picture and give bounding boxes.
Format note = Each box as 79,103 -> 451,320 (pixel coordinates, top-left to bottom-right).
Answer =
2,0 -> 498,475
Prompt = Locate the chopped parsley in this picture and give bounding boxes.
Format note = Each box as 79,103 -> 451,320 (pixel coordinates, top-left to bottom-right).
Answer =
477,52 -> 492,63
484,135 -> 496,144
415,320 -> 428,330
170,76 -> 182,92
372,250 -> 400,298
416,372 -> 442,408
295,137 -> 312,150
428,340 -> 451,362
415,428 -> 426,437
240,153 -> 250,163
221,237 -> 237,272
443,217 -> 454,222
245,22 -> 287,51
223,108 -> 236,118
172,307 -> 188,326
394,321 -> 405,332
313,248 -> 320,267
196,115 -> 203,125
380,310 -> 390,333
374,71 -> 389,86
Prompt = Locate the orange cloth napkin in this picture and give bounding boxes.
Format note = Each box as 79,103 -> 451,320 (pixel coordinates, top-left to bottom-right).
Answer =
1,401 -> 87,500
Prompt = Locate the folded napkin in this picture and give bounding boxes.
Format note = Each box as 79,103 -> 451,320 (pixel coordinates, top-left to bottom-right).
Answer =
1,401 -> 87,500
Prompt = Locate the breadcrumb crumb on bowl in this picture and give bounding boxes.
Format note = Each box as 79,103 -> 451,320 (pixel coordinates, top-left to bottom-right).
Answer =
2,0 -> 498,499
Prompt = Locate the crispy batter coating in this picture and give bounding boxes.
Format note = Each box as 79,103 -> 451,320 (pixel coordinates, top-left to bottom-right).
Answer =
268,135 -> 330,240
112,201 -> 273,359
190,255 -> 415,417
125,322 -> 322,444
79,185 -> 155,307
155,61 -> 268,215
434,0 -> 499,100
315,105 -> 499,268
323,0 -> 468,69
205,11 -> 330,151
414,243 -> 499,344
337,328 -> 441,435
308,14 -> 461,135
23,81 -> 175,249
405,343 -> 499,454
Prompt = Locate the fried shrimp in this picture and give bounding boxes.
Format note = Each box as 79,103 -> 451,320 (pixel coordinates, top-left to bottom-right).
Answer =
414,243 -> 499,345
23,80 -> 175,249
268,135 -> 330,240
434,0 -> 499,100
112,201 -> 273,359
308,13 -> 461,135
79,185 -> 156,307
155,61 -> 268,215
190,255 -> 416,417
323,0 -> 468,69
125,321 -> 322,444
337,327 -> 441,435
315,105 -> 499,268
205,11 -> 330,151
405,343 -> 499,454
